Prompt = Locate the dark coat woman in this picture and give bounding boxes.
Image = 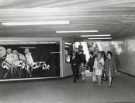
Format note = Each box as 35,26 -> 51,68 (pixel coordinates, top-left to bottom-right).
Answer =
104,51 -> 116,87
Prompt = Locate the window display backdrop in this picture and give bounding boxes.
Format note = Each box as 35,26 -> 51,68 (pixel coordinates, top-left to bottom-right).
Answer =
0,39 -> 60,80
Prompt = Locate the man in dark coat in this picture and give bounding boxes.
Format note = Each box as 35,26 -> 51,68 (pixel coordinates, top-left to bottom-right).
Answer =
71,51 -> 81,83
87,51 -> 95,72
78,50 -> 86,65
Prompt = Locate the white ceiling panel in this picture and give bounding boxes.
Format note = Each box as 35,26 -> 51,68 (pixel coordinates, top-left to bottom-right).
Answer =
0,0 -> 134,40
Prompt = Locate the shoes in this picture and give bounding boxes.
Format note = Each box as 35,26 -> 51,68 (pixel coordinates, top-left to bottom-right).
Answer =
73,80 -> 77,83
108,83 -> 112,88
73,78 -> 77,83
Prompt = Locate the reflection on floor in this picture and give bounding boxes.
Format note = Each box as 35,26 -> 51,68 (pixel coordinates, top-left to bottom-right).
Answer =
0,73 -> 135,103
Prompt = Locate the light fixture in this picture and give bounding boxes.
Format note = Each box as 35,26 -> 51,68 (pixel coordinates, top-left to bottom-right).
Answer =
64,42 -> 72,45
80,34 -> 111,37
65,45 -> 70,48
88,37 -> 112,40
38,41 -> 57,44
56,30 -> 98,33
2,20 -> 70,26
31,7 -> 61,12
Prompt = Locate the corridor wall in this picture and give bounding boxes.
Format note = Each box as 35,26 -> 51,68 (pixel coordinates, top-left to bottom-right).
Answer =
118,37 -> 135,76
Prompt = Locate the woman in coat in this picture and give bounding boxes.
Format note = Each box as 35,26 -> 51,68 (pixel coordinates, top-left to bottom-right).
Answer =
104,51 -> 117,87
93,52 -> 104,85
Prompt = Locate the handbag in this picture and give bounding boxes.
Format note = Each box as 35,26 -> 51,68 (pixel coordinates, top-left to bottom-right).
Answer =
102,70 -> 108,81
85,70 -> 91,77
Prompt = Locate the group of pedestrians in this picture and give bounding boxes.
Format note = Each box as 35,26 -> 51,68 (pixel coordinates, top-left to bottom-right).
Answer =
70,48 -> 117,87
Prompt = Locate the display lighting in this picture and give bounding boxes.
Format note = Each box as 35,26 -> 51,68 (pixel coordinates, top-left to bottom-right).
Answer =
64,42 -> 72,45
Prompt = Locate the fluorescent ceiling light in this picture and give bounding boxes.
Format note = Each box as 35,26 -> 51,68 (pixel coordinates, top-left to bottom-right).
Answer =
56,30 -> 98,33
2,20 -> 70,26
81,34 -> 111,37
3,8 -> 61,12
32,7 -> 61,12
88,37 -> 112,40
122,20 -> 135,23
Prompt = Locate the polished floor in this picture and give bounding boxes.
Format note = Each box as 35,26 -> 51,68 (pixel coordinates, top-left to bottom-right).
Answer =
0,73 -> 135,103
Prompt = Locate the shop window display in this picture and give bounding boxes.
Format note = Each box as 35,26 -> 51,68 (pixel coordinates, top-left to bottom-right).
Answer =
0,43 -> 60,79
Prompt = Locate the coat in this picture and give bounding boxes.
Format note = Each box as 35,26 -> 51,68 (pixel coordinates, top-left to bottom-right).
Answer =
104,58 -> 116,77
70,53 -> 81,67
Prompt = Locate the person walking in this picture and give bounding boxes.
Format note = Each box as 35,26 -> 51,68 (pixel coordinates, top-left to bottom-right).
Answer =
71,51 -> 81,83
104,51 -> 117,87
87,51 -> 95,72
93,52 -> 104,85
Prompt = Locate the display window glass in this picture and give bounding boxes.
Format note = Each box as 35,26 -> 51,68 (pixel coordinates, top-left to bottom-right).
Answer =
0,40 -> 60,80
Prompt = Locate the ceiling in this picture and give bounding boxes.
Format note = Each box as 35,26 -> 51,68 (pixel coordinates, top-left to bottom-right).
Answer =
0,0 -> 135,40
